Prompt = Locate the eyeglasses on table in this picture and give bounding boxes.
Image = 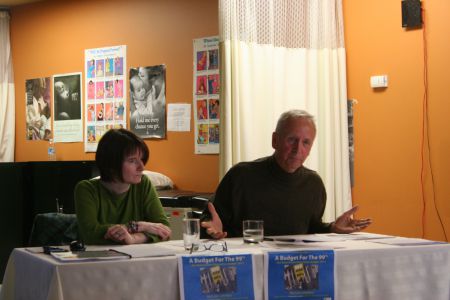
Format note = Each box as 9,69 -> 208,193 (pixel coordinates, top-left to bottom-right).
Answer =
190,240 -> 228,254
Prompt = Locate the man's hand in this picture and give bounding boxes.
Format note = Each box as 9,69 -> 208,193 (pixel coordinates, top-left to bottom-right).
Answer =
331,206 -> 372,234
201,202 -> 227,239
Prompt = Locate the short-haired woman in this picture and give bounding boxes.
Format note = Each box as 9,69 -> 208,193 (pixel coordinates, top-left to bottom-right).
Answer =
75,128 -> 171,245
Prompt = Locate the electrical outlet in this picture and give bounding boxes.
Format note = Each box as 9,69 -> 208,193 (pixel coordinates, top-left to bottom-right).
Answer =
370,75 -> 388,88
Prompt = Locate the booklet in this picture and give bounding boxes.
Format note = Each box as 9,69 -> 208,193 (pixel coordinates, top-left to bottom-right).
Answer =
109,244 -> 183,258
50,250 -> 130,262
265,249 -> 335,299
178,253 -> 255,300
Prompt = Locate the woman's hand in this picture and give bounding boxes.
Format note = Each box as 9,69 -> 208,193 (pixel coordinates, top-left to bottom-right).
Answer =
136,221 -> 171,241
105,224 -> 135,244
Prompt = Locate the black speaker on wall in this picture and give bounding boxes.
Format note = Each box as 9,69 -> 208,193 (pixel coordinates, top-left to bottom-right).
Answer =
402,0 -> 422,28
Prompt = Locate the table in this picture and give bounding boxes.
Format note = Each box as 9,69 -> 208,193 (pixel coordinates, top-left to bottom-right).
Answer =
1,236 -> 449,300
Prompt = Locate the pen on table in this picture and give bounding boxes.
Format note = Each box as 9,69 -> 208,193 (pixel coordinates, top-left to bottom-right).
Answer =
263,237 -> 318,243
263,237 -> 296,242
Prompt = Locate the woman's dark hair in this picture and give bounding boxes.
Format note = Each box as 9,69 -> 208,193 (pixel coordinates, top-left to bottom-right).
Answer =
96,129 -> 149,182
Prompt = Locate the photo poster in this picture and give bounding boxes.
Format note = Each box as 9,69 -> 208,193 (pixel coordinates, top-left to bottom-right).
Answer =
178,254 -> 255,300
193,36 -> 220,154
25,77 -> 51,141
84,45 -> 127,152
265,250 -> 335,300
52,72 -> 83,143
129,64 -> 166,139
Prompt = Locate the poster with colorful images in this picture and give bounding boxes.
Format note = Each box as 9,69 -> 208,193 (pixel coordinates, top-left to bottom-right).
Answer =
84,45 -> 126,152
129,65 -> 166,138
25,77 -> 52,141
193,36 -> 220,154
265,250 -> 335,299
53,73 -> 83,143
178,254 -> 255,300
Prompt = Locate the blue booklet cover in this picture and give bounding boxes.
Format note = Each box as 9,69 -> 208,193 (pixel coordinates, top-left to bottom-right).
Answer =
178,254 -> 255,300
265,250 -> 335,299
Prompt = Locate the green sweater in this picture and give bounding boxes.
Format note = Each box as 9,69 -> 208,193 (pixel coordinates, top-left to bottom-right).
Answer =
74,175 -> 169,245
213,155 -> 331,237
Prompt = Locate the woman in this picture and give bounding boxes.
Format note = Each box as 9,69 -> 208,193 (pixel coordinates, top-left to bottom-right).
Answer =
75,129 -> 171,244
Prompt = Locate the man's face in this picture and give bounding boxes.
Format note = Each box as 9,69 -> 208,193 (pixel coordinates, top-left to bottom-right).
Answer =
272,118 -> 316,173
55,81 -> 69,100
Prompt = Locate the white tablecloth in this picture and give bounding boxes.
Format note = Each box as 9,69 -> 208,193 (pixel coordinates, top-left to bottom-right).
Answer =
1,237 -> 449,300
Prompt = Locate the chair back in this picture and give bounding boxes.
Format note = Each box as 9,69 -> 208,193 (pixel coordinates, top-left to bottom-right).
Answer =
28,213 -> 78,246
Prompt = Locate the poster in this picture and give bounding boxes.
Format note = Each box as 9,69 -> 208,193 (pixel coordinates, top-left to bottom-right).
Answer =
178,254 -> 255,300
84,45 -> 127,152
25,77 -> 51,140
193,36 -> 220,154
265,250 -> 335,299
129,65 -> 166,138
53,73 -> 83,143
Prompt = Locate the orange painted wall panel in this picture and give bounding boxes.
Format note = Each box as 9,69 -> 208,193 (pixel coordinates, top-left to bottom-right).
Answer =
344,0 -> 450,241
10,0 -> 219,192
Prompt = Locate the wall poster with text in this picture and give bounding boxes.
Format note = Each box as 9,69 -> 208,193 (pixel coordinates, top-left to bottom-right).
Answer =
25,77 -> 51,141
84,45 -> 127,152
53,72 -> 83,143
129,64 -> 166,138
193,36 -> 220,154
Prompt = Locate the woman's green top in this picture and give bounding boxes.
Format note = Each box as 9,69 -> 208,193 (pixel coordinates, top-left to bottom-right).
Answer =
74,175 -> 169,245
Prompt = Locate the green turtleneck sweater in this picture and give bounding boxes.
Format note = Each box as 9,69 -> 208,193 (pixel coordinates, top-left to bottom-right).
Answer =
213,156 -> 330,237
74,175 -> 169,244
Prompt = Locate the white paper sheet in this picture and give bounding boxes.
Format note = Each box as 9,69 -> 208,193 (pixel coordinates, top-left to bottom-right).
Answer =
167,103 -> 191,131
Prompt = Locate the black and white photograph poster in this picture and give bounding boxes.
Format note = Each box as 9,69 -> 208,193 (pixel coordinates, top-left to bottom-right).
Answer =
52,72 -> 83,142
129,64 -> 166,138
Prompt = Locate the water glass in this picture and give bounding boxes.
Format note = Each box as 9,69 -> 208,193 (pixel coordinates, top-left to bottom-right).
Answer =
183,218 -> 200,250
242,220 -> 264,243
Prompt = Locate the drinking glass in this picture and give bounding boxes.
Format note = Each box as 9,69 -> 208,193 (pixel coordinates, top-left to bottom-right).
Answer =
242,220 -> 264,243
183,218 -> 200,250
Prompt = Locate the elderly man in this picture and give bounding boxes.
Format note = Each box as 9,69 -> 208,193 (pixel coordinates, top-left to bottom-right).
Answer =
203,109 -> 371,239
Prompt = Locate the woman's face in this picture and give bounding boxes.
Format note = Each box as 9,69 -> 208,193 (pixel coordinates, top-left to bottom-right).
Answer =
121,149 -> 145,184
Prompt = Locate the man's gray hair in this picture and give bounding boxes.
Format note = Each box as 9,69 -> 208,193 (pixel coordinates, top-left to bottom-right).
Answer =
275,109 -> 316,133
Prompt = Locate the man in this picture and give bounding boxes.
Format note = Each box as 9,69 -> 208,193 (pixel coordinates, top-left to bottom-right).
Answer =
202,109 -> 371,239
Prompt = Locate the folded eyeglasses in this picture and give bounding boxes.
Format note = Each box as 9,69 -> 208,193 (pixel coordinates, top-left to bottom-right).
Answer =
190,240 -> 228,254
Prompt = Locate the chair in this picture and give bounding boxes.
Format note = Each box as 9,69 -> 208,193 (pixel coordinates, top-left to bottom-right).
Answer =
28,213 -> 78,246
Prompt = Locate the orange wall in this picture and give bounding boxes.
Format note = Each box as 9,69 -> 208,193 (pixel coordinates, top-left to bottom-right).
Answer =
10,0 -> 219,192
11,0 -> 450,240
344,0 -> 450,241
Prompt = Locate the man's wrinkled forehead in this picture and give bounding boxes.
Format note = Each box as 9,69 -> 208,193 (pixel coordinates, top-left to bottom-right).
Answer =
280,117 -> 316,136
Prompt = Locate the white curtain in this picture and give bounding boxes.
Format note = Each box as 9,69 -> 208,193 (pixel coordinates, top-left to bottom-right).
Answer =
0,11 -> 15,162
219,0 -> 351,221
